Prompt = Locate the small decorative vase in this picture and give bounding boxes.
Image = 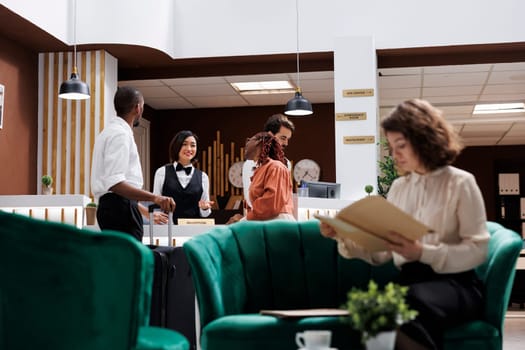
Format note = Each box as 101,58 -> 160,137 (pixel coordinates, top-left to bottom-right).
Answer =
42,185 -> 53,195
85,207 -> 97,226
365,330 -> 396,350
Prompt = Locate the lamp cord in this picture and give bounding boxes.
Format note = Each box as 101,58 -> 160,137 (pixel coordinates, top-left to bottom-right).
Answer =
73,0 -> 78,71
295,0 -> 300,91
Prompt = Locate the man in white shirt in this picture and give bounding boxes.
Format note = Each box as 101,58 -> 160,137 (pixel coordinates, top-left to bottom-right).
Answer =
242,114 -> 295,209
91,86 -> 175,241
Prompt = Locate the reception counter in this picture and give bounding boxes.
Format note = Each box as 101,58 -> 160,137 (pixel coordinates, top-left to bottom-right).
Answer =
0,195 -> 91,228
294,196 -> 354,221
141,224 -> 215,246
0,194 -> 354,243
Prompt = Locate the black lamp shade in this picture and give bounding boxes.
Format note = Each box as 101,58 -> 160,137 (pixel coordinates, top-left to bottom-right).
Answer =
59,72 -> 90,100
284,91 -> 313,116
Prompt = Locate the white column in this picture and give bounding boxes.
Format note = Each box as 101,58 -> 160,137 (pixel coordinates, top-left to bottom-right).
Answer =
334,36 -> 379,200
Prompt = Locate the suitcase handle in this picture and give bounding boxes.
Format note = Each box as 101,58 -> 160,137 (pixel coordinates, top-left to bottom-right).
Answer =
148,204 -> 174,246
149,203 -> 160,213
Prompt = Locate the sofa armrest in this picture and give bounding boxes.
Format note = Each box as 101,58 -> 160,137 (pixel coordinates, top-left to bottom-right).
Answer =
135,326 -> 189,350
184,226 -> 247,328
477,223 -> 522,330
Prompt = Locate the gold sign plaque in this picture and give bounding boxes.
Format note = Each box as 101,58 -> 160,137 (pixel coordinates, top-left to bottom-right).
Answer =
343,136 -> 375,144
335,112 -> 367,121
177,218 -> 215,225
342,89 -> 374,97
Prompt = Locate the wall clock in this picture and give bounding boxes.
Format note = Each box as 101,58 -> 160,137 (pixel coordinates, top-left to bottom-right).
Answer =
228,161 -> 245,188
293,159 -> 321,183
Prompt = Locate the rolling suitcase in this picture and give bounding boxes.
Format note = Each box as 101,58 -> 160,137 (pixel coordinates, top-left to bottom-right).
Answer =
148,204 -> 197,350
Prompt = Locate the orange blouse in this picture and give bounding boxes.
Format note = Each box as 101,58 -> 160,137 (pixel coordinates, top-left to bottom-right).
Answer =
246,158 -> 294,220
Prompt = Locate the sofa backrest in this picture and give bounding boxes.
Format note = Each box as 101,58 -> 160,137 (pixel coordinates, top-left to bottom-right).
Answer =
184,219 -> 399,328
475,221 -> 522,330
0,211 -> 154,350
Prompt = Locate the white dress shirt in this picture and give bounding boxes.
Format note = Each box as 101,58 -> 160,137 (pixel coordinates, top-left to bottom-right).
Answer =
242,160 -> 256,208
336,166 -> 490,274
153,162 -> 211,217
91,117 -> 143,201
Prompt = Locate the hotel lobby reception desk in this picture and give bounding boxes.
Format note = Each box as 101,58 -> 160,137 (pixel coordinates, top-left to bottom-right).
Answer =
0,195 -> 91,228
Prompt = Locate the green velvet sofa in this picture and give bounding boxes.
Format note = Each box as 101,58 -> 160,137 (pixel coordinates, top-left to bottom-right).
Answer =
184,219 -> 522,350
0,211 -> 189,350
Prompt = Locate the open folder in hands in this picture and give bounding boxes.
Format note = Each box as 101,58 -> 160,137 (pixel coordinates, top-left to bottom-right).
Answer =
314,195 -> 433,252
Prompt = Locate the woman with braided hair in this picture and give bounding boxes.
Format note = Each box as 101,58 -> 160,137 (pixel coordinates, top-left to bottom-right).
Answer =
244,131 -> 295,221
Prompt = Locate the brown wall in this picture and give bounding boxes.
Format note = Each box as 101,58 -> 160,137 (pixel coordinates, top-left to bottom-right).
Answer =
148,103 -> 336,192
0,35 -> 38,194
454,145 -> 525,226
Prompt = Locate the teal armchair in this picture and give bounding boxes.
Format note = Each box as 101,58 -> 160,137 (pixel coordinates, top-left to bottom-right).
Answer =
444,221 -> 522,350
0,211 -> 189,350
184,220 -> 522,350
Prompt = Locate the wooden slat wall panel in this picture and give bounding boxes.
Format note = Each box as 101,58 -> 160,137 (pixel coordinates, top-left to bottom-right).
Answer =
80,51 -> 87,195
38,50 -> 107,196
70,89 -> 77,193
51,53 -> 59,190
42,54 -> 50,181
201,131 -> 245,197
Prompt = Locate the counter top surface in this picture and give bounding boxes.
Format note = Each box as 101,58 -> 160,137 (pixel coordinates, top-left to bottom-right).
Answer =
0,195 -> 91,207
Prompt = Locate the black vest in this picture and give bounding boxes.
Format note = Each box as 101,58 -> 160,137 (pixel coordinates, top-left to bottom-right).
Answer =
162,164 -> 203,221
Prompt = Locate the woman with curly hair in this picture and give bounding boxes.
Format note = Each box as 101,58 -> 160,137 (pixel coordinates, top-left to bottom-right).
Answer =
320,99 -> 489,349
244,131 -> 294,221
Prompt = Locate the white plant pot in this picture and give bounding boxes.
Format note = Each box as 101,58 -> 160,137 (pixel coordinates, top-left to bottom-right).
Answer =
365,330 -> 396,350
42,186 -> 53,195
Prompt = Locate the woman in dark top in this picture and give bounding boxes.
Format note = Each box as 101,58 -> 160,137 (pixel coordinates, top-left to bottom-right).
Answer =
153,130 -> 214,223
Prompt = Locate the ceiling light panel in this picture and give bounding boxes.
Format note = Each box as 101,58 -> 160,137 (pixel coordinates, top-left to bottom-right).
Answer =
230,81 -> 295,95
473,102 -> 525,114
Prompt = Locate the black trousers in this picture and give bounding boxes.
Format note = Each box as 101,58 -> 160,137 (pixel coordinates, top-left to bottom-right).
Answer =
396,262 -> 484,350
97,192 -> 144,241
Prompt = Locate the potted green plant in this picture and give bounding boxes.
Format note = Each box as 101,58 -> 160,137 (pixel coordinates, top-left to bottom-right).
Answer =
364,184 -> 374,196
85,201 -> 97,226
377,139 -> 398,198
343,280 -> 418,349
41,175 -> 53,195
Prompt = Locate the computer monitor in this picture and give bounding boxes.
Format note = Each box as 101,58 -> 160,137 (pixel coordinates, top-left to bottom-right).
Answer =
302,181 -> 341,199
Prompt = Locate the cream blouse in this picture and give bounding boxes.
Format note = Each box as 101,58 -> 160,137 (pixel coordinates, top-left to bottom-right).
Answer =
336,166 -> 490,273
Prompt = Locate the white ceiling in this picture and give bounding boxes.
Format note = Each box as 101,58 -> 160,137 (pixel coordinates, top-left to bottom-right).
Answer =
120,62 -> 525,147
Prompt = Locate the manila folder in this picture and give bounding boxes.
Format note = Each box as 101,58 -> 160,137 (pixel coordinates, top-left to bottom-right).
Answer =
315,195 -> 433,252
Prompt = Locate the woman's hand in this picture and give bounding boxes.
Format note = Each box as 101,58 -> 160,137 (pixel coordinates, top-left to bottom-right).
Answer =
153,211 -> 169,225
319,222 -> 337,238
386,231 -> 422,261
226,213 -> 244,224
199,200 -> 215,210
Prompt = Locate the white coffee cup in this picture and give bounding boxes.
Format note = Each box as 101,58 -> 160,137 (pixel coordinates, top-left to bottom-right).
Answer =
295,330 -> 332,349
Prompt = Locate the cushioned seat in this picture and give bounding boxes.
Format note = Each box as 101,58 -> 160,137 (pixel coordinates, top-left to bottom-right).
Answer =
184,220 -> 522,350
0,211 -> 189,350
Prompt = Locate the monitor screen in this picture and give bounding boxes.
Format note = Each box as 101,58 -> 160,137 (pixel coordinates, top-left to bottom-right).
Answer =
302,181 -> 341,199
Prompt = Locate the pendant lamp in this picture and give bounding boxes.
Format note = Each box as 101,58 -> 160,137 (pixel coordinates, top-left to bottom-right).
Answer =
59,0 -> 90,100
284,0 -> 313,117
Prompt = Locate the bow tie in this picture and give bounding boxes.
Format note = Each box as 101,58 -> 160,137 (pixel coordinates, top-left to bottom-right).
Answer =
176,163 -> 192,175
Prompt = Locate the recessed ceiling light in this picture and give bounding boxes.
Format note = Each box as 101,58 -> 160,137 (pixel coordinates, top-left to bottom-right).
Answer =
230,81 -> 295,95
473,102 -> 525,114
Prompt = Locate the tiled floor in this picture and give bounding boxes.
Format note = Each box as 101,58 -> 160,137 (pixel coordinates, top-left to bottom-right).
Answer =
503,307 -> 525,350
